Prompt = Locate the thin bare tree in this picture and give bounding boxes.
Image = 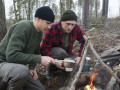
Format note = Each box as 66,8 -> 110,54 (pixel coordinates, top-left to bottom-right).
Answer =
27,0 -> 31,20
60,0 -> 65,16
82,0 -> 89,31
0,0 -> 7,41
102,0 -> 109,24
66,0 -> 73,10
13,0 -> 18,22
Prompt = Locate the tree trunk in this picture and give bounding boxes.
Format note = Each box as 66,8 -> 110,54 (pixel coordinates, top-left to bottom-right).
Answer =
13,0 -> 18,23
82,0 -> 89,31
95,0 -> 98,19
60,0 -> 65,16
35,0 -> 39,9
0,0 -> 7,41
60,0 -> 62,16
102,0 -> 109,24
66,0 -> 72,10
89,0 -> 94,23
27,0 -> 31,20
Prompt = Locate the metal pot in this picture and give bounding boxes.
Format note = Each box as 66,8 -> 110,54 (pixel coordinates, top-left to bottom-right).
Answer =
62,58 -> 76,68
62,58 -> 76,72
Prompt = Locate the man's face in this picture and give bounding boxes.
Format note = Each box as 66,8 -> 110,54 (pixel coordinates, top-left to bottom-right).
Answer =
36,18 -> 52,32
61,20 -> 77,33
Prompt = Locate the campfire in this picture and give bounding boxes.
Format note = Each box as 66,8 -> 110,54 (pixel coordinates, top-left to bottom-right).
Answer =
85,70 -> 98,90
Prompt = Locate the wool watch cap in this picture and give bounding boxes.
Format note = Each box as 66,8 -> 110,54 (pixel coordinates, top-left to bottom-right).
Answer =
61,10 -> 77,21
35,6 -> 55,22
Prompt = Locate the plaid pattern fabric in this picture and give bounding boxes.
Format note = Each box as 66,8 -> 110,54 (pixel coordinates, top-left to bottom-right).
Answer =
40,21 -> 85,58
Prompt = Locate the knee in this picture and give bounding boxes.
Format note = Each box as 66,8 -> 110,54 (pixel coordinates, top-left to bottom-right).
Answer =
9,64 -> 29,80
57,48 -> 68,59
51,47 -> 68,59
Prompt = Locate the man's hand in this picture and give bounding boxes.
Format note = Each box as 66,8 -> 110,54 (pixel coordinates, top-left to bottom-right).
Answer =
54,59 -> 64,69
74,57 -> 81,65
41,56 -> 55,66
30,70 -> 38,80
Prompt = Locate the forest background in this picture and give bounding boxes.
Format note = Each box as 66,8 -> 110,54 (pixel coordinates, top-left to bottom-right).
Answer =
1,0 -> 120,35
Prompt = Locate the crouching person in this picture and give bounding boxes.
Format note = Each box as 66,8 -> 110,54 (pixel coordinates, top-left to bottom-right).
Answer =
40,10 -> 85,79
0,6 -> 55,90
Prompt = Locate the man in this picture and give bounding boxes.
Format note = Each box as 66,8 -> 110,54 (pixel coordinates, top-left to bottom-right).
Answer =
0,6 -> 55,90
40,10 -> 85,79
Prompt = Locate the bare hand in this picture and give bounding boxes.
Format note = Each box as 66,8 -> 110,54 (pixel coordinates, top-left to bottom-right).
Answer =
74,57 -> 81,65
41,56 -> 55,66
30,70 -> 38,80
54,59 -> 64,69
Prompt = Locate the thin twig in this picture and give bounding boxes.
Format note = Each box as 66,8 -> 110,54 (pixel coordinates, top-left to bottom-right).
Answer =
71,35 -> 88,76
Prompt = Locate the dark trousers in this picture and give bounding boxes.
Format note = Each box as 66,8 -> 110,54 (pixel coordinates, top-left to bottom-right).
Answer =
46,47 -> 69,75
50,47 -> 68,60
0,62 -> 45,90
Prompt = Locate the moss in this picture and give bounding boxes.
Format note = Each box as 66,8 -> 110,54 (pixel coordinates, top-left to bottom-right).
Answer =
90,24 -> 104,28
86,28 -> 98,34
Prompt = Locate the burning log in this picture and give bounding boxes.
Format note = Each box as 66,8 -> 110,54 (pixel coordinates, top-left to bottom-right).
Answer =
91,67 -> 112,89
85,71 -> 98,90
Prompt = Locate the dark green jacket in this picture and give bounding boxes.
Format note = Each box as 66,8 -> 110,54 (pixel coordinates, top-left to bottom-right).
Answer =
0,20 -> 42,69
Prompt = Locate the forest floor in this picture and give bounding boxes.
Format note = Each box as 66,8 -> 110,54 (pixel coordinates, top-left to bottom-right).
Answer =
37,17 -> 120,90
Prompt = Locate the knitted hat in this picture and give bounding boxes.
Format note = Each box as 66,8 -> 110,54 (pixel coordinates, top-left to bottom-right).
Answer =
61,10 -> 77,21
35,6 -> 55,22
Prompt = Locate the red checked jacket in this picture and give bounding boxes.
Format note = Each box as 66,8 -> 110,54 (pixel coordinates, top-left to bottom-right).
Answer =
40,21 -> 85,58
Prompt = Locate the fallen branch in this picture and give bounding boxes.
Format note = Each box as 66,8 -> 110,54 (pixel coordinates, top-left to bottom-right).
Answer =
83,35 -> 120,84
69,39 -> 89,90
71,35 -> 89,76
64,35 -> 89,90
106,77 -> 116,90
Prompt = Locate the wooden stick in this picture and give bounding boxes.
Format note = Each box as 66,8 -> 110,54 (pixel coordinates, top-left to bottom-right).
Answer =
83,35 -> 120,84
106,77 -> 116,90
71,35 -> 89,76
65,37 -> 89,90
69,42 -> 89,90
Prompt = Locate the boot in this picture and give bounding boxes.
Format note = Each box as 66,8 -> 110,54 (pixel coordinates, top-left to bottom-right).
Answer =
0,81 -> 7,90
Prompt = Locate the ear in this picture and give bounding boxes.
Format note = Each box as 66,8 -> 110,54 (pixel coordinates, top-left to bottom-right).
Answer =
37,18 -> 41,22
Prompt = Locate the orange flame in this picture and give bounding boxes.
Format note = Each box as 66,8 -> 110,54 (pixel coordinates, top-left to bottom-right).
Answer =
85,71 -> 98,90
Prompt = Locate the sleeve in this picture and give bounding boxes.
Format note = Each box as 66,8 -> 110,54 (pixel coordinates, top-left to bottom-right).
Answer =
6,23 -> 41,65
76,27 -> 85,57
40,29 -> 54,58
